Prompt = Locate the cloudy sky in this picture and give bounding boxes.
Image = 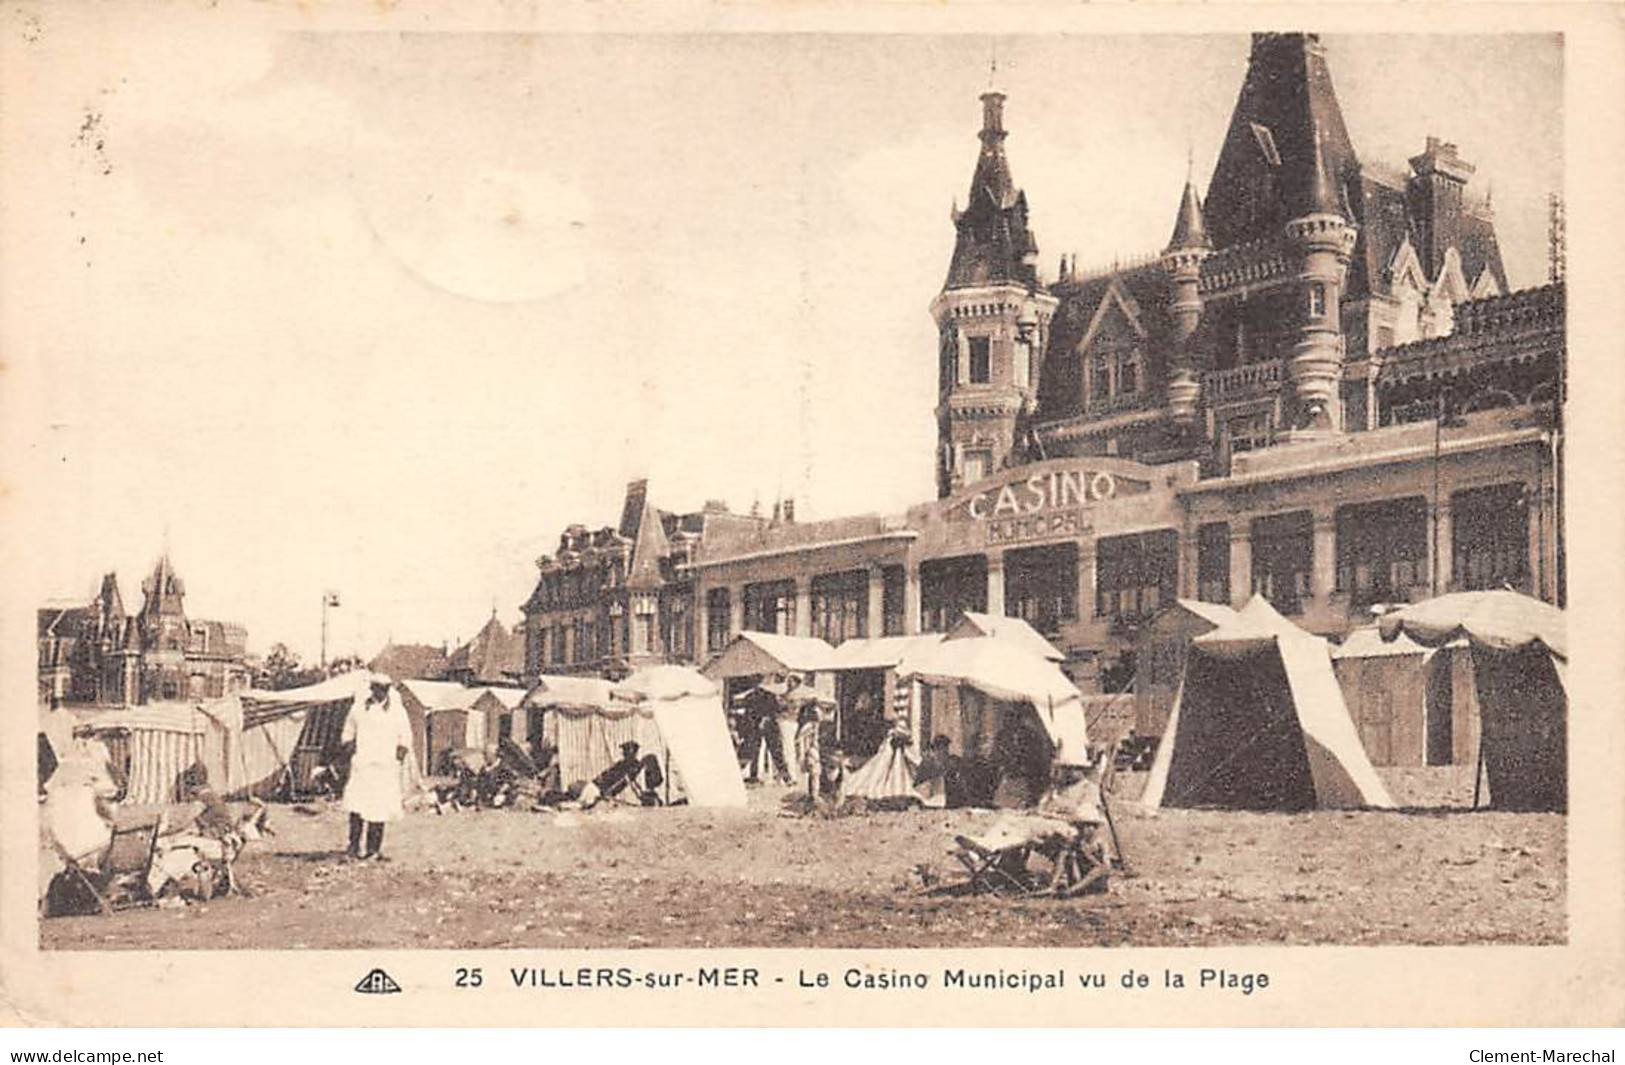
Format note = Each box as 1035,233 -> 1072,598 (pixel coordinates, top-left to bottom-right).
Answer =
3,15 -> 1561,661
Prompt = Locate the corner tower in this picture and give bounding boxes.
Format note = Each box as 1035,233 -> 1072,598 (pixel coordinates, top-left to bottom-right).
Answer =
1160,177 -> 1212,430
1283,132 -> 1358,433
930,90 -> 1058,498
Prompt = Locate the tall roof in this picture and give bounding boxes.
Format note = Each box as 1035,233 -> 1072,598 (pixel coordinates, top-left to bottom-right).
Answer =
448,613 -> 524,685
1203,33 -> 1359,248
140,555 -> 186,618
943,92 -> 1043,291
1165,180 -> 1211,252
626,492 -> 672,590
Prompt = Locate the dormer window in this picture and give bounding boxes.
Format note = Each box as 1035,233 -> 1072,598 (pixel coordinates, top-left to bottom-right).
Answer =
1090,355 -> 1111,402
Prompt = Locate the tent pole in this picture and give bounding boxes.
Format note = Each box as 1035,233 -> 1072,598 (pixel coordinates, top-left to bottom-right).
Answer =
1471,732 -> 1486,810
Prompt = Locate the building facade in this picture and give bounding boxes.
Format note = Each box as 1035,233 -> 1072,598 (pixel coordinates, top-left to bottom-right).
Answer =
520,480 -> 766,678
523,33 -> 1564,703
38,556 -> 251,705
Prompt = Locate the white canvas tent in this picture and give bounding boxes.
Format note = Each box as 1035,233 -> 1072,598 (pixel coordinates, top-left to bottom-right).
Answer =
946,612 -> 1066,662
1142,596 -> 1394,811
237,671 -> 414,799
611,666 -> 747,809
1378,590 -> 1566,811
896,635 -> 1091,767
528,667 -> 746,809
700,631 -> 837,680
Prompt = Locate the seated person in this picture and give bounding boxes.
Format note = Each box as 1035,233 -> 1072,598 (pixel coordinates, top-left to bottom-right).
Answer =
819,745 -> 847,800
580,741 -> 664,808
917,734 -> 983,809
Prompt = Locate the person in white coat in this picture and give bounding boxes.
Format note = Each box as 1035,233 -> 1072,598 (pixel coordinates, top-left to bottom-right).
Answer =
341,676 -> 412,861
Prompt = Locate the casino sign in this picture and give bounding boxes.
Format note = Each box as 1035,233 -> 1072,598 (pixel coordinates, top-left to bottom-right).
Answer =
944,464 -> 1154,547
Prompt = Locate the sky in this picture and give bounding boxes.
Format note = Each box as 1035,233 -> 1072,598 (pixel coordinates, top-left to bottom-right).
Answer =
3,20 -> 1562,662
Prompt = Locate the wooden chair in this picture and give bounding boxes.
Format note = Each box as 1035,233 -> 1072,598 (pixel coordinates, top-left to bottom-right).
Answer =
45,815 -> 163,916
1031,821 -> 1111,898
948,820 -> 1111,899
950,835 -> 1041,896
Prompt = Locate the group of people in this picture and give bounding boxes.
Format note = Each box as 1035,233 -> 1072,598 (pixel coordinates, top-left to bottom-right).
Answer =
729,674 -> 852,799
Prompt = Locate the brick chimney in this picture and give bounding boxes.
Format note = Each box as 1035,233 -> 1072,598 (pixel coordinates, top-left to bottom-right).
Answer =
1407,136 -> 1476,280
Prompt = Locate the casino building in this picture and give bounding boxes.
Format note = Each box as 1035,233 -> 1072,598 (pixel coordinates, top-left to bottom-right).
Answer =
522,33 -> 1564,695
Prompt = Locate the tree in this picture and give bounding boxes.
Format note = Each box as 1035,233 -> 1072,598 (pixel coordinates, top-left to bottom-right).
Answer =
258,643 -> 321,690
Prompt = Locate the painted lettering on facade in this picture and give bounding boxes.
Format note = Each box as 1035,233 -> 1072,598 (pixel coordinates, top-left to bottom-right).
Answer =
950,467 -> 1147,525
986,509 -> 1090,547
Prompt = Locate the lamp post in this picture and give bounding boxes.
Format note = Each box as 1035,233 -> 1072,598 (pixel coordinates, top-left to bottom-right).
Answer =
321,590 -> 340,670
1431,388 -> 1466,597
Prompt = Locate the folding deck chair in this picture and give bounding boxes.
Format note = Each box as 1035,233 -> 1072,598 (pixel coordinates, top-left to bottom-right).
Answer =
947,817 -> 1112,899
951,834 -> 1043,896
45,815 -> 163,917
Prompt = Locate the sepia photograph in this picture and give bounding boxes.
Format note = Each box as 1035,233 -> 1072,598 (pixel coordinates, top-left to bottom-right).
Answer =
3,1 -> 1619,1033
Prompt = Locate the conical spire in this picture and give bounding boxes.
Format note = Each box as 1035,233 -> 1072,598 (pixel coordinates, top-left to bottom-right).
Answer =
1297,129 -> 1345,219
1166,179 -> 1211,251
970,92 -> 1014,211
1202,33 -> 1359,248
943,90 -> 1043,291
626,494 -> 670,591
140,554 -> 185,617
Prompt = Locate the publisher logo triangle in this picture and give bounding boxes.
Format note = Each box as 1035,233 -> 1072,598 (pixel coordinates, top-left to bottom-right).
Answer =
355,968 -> 402,994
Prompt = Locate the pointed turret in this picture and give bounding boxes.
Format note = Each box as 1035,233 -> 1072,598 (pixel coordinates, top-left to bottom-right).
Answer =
1160,179 -> 1214,428
625,493 -> 670,592
943,92 -> 1043,291
1296,126 -> 1347,220
140,555 -> 185,618
1202,33 -> 1359,250
1166,179 -> 1212,252
1284,128 -> 1359,433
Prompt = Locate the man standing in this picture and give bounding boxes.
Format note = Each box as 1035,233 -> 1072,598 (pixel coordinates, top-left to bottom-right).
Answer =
340,675 -> 412,861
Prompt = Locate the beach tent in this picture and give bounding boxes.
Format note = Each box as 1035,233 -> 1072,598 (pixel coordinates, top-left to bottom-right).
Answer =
68,702 -> 231,804
472,686 -> 526,747
1331,626 -> 1479,768
826,634 -> 947,757
526,668 -> 745,808
1378,590 -> 1566,811
896,635 -> 1091,769
1136,600 -> 1242,737
396,680 -> 522,773
237,671 -> 398,798
1142,596 -> 1394,811
700,631 -> 837,681
611,666 -> 747,810
841,737 -> 920,805
520,674 -> 617,751
1330,626 -> 1429,767
946,612 -> 1066,661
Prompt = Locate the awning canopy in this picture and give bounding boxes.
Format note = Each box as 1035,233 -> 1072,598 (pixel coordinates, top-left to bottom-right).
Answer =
522,674 -> 619,712
700,630 -> 837,680
947,612 -> 1065,661
611,664 -> 718,703
896,636 -> 1089,765
827,634 -> 946,671
242,670 -> 387,707
1331,625 -> 1429,660
1377,589 -> 1566,658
